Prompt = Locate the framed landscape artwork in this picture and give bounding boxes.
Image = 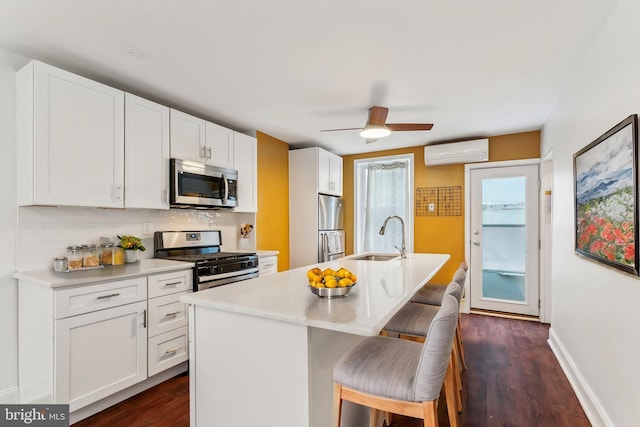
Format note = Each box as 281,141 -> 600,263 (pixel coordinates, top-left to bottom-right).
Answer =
574,114 -> 639,275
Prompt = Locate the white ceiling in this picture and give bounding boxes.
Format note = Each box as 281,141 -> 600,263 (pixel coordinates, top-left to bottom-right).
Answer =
0,0 -> 619,155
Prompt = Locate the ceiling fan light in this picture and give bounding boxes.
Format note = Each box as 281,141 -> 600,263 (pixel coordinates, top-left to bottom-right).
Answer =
360,125 -> 391,139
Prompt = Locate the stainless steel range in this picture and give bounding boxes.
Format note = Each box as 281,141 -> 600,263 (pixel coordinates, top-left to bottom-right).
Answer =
154,230 -> 259,291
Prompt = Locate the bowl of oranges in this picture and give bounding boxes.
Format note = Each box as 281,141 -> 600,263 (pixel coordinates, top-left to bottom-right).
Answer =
307,267 -> 357,298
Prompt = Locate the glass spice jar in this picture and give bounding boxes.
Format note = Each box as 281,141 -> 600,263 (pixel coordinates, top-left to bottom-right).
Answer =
53,257 -> 68,272
112,246 -> 124,265
83,244 -> 100,267
100,242 -> 115,265
66,245 -> 83,270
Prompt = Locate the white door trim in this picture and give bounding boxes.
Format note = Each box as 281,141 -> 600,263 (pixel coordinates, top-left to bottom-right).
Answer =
463,158 -> 541,315
539,150 -> 554,324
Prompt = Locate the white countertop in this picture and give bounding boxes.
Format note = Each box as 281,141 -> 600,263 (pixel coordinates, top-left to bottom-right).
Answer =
13,258 -> 195,288
256,250 -> 279,258
181,252 -> 450,336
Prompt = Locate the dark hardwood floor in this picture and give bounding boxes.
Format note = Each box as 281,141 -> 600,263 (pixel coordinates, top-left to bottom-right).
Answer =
73,314 -> 590,427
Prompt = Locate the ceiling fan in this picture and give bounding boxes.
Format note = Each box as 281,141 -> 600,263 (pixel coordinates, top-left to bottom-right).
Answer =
320,106 -> 433,143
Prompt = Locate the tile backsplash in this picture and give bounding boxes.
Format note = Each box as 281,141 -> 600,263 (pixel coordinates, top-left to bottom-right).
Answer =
17,206 -> 256,271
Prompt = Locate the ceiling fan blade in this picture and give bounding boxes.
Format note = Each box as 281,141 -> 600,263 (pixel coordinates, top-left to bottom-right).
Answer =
365,138 -> 378,144
367,106 -> 389,126
386,123 -> 434,131
319,127 -> 362,132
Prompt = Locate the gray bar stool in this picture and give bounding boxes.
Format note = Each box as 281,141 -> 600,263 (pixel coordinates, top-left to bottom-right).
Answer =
333,295 -> 460,427
411,261 -> 468,305
381,281 -> 464,414
411,264 -> 468,373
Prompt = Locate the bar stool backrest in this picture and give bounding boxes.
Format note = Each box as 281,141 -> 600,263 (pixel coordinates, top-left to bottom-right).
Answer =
443,281 -> 462,304
413,295 -> 459,402
452,268 -> 466,287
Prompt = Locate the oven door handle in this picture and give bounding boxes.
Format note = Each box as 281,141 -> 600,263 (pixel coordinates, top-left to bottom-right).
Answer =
198,267 -> 260,283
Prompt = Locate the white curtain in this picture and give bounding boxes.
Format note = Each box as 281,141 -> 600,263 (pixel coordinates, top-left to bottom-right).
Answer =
363,161 -> 408,252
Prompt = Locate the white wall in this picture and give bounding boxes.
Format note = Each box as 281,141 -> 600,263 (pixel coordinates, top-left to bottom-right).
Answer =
542,0 -> 640,425
0,48 -> 29,403
0,47 -> 257,402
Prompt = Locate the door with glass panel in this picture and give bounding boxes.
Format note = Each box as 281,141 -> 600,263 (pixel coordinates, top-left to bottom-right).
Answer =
469,164 -> 539,316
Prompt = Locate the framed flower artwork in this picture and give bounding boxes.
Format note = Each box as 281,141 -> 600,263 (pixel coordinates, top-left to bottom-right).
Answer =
574,114 -> 639,275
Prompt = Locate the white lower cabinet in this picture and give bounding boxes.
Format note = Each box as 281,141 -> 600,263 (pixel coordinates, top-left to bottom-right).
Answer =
148,326 -> 189,377
55,301 -> 147,412
17,267 -> 192,417
147,270 -> 191,377
147,291 -> 189,337
259,255 -> 278,275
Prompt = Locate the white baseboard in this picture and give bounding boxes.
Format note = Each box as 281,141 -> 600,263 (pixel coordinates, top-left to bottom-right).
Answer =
547,328 -> 612,427
0,386 -> 20,403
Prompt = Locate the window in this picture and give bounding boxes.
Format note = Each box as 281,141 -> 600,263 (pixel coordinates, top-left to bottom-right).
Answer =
354,154 -> 414,254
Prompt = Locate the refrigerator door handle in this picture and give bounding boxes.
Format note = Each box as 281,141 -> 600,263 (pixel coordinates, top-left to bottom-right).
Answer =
319,232 -> 327,262
323,233 -> 329,261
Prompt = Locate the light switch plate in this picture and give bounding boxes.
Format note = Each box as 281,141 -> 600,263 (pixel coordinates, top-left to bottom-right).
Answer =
142,222 -> 153,236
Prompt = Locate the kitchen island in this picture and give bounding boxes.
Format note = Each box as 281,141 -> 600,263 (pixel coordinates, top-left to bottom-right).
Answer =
181,252 -> 450,427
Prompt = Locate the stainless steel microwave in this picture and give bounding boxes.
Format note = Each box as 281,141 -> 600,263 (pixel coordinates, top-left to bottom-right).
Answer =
170,158 -> 238,209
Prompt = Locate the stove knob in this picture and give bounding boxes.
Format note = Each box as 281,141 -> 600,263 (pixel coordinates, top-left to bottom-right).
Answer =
208,266 -> 217,274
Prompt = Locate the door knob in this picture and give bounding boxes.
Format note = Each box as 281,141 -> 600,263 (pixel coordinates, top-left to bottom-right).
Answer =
472,239 -> 480,246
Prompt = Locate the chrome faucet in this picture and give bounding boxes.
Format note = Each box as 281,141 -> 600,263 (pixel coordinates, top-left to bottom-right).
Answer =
379,215 -> 407,258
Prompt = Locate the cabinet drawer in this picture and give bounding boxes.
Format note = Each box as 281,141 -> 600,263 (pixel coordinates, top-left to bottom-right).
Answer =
148,291 -> 190,337
148,326 -> 189,377
259,256 -> 278,276
54,278 -> 147,319
148,270 -> 192,298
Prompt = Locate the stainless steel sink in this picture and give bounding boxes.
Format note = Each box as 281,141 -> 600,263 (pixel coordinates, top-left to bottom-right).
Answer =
349,254 -> 398,261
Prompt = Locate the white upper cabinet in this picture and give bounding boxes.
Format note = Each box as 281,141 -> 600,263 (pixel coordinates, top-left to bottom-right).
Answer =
17,61 -> 125,208
169,109 -> 206,162
125,94 -> 170,209
317,148 -> 343,196
170,109 -> 234,169
206,122 -> 234,169
233,132 -> 258,212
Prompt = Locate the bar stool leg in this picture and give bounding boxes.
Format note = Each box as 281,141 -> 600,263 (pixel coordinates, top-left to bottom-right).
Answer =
451,344 -> 463,412
333,383 -> 343,427
444,356 -> 461,427
457,317 -> 467,371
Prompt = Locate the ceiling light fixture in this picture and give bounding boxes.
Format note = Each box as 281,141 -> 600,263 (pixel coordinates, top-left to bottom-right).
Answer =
360,125 -> 391,139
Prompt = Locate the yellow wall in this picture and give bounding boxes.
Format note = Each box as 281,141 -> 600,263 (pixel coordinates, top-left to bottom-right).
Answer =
256,131 -> 290,271
342,130 -> 540,283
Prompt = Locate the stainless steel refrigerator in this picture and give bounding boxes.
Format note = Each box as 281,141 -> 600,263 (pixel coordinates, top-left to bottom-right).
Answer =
318,194 -> 345,262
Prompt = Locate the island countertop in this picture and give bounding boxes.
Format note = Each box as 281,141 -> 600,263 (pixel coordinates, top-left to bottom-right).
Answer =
181,252 -> 450,336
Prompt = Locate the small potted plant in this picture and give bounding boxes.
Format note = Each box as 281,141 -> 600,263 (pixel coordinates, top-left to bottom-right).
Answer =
118,235 -> 146,263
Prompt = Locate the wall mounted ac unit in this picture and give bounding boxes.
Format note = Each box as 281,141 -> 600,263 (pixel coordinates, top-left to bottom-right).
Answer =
424,138 -> 489,166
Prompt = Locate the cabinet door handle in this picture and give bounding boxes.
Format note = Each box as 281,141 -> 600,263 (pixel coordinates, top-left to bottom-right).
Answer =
164,310 -> 182,318
207,147 -> 212,159
164,281 -> 181,287
96,293 -> 120,300
164,345 -> 183,355
113,185 -> 123,201
143,309 -> 147,328
200,145 -> 206,159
